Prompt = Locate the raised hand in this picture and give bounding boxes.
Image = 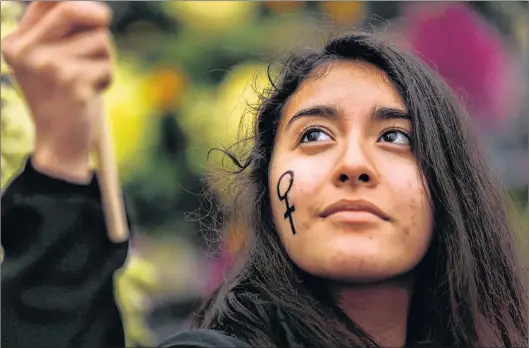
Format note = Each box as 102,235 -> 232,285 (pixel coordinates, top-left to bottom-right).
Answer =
2,1 -> 115,183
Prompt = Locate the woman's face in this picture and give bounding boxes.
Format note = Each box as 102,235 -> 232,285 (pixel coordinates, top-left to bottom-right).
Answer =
269,60 -> 434,283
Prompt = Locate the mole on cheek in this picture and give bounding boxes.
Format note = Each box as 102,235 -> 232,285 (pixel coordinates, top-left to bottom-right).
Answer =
357,259 -> 365,272
407,200 -> 416,236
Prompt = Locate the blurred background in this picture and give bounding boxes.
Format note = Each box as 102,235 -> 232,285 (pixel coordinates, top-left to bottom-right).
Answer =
1,1 -> 528,346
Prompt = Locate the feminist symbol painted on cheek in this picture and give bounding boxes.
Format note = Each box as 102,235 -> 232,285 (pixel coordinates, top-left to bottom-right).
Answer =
277,170 -> 297,235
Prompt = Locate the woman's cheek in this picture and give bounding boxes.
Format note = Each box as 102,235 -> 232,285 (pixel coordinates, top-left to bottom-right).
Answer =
269,157 -> 329,234
287,158 -> 329,200
382,165 -> 433,238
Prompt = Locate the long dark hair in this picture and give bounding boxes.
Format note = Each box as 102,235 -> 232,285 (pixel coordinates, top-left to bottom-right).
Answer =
191,31 -> 529,347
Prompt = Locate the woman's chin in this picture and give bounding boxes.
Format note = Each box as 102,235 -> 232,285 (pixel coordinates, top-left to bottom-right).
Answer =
318,267 -> 405,284
298,249 -> 417,284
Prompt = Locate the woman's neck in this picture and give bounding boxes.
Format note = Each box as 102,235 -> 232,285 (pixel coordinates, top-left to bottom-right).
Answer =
332,276 -> 414,347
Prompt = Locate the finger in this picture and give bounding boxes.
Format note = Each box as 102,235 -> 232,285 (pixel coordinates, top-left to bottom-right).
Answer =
77,59 -> 113,94
21,2 -> 112,46
17,1 -> 59,34
39,58 -> 113,101
4,2 -> 112,67
48,29 -> 114,59
21,36 -> 113,81
86,60 -> 113,91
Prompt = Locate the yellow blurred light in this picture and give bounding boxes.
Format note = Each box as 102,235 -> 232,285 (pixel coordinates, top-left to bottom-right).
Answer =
1,87 -> 35,189
1,1 -> 24,25
320,1 -> 365,24
216,62 -> 271,147
90,60 -> 157,177
264,1 -> 304,14
141,67 -> 188,112
1,18 -> 17,40
177,62 -> 272,188
205,62 -> 272,198
163,1 -> 258,31
1,2 -> 23,75
116,253 -> 159,347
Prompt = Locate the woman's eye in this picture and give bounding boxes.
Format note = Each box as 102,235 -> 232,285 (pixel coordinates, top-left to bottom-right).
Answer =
300,129 -> 331,143
378,130 -> 410,145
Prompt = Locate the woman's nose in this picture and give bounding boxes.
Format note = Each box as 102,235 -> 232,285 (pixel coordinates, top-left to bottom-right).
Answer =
333,141 -> 378,188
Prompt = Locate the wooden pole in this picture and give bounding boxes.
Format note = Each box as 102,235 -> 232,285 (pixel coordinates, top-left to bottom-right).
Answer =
94,111 -> 129,243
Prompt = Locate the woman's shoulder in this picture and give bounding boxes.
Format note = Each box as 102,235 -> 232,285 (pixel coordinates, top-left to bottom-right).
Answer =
160,329 -> 250,348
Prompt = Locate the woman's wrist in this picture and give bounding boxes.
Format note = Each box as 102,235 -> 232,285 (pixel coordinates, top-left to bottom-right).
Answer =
32,147 -> 92,185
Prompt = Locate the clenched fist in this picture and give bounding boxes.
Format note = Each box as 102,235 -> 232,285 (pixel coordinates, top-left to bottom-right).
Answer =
2,1 -> 115,183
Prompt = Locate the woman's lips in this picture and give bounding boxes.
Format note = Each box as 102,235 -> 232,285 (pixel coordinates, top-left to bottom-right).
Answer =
320,199 -> 390,221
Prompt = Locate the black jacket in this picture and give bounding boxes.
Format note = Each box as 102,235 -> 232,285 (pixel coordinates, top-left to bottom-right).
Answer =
1,159 -> 250,348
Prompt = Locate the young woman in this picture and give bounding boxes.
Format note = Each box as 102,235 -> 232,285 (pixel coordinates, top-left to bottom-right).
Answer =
2,2 -> 528,348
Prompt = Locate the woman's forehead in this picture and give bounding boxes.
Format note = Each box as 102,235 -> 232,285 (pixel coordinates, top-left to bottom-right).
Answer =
280,60 -> 407,128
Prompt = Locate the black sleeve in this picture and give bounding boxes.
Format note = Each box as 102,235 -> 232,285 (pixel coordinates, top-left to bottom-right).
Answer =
1,158 -> 129,348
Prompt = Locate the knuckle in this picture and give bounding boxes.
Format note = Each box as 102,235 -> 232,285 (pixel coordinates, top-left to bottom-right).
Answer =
95,28 -> 108,43
105,73 -> 113,88
98,61 -> 111,75
1,41 -> 15,63
97,3 -> 113,24
104,60 -> 113,74
73,1 -> 113,25
1,34 -> 15,53
56,67 -> 76,86
92,29 -> 113,57
103,66 -> 113,86
1,36 -> 24,66
30,55 -> 56,76
102,31 -> 114,53
72,84 -> 91,102
94,63 -> 112,88
58,1 -> 77,18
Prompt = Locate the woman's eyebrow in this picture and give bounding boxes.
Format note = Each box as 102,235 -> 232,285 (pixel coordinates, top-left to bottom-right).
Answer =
284,105 -> 339,131
372,107 -> 410,122
284,104 -> 409,131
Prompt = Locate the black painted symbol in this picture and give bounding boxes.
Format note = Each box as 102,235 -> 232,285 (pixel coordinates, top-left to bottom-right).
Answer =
277,170 -> 296,235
